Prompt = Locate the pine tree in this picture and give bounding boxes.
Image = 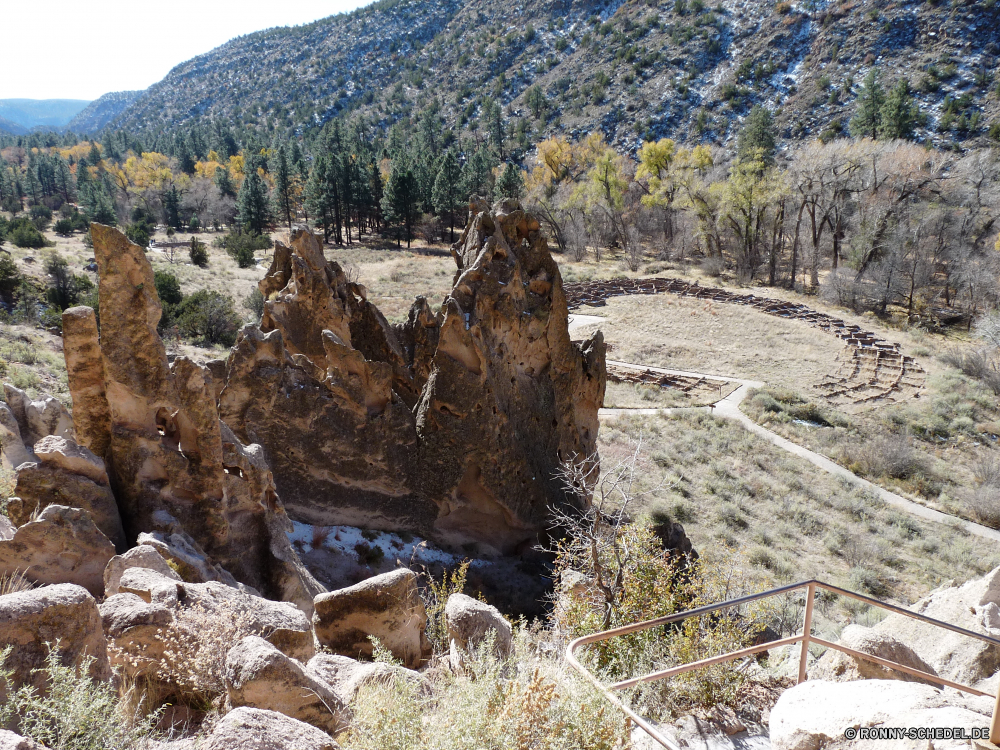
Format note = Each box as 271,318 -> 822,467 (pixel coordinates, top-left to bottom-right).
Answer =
879,78 -> 918,140
306,153 -> 337,242
737,106 -> 777,165
849,70 -> 885,140
494,162 -> 525,202
236,157 -> 270,235
432,149 -> 463,243
381,160 -> 418,248
215,167 -> 235,198
463,146 -> 496,201
163,185 -> 182,229
272,144 -> 293,230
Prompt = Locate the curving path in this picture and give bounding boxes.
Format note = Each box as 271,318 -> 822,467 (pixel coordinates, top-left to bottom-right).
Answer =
570,316 -> 1000,544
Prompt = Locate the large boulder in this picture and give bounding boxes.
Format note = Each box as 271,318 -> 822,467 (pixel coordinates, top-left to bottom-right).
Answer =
9,448 -> 125,551
103,568 -> 315,686
0,505 -> 115,597
103,544 -> 181,595
811,624 -> 939,685
770,679 -> 992,750
224,636 -> 349,734
198,707 -> 338,750
445,593 -> 514,663
0,584 -> 110,698
0,731 -> 49,750
873,566 -> 1000,687
63,225 -> 322,611
0,402 -> 33,470
307,652 -> 429,704
220,206 -> 606,553
313,568 -> 429,668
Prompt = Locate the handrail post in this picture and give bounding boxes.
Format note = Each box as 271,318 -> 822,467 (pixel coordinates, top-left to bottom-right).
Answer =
798,582 -> 817,684
990,689 -> 1000,745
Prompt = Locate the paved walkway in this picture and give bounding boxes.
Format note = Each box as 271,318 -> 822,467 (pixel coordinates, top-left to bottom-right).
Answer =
570,315 -> 1000,544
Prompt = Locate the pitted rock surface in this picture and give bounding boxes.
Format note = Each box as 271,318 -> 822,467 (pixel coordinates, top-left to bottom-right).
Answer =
220,202 -> 606,552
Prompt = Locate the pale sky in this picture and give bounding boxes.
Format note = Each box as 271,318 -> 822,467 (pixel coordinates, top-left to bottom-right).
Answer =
0,0 -> 374,101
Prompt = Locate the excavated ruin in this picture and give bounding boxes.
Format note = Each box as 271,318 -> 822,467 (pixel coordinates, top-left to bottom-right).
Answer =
220,199 -> 606,554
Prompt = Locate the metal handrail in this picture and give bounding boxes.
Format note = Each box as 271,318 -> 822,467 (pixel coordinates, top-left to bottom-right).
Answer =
565,579 -> 1000,749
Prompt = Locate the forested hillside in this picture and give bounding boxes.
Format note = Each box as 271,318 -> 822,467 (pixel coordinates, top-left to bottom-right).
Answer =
103,0 -> 1000,151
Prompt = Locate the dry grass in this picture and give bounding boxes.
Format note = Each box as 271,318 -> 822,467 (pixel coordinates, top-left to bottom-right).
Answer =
597,410 -> 1000,615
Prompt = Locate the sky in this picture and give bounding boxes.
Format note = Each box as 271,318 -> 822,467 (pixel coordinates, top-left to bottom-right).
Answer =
0,0 -> 374,101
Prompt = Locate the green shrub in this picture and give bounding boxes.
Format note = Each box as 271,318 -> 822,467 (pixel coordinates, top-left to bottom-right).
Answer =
8,218 -> 47,249
44,253 -> 93,311
53,218 -> 75,236
0,644 -> 159,750
29,205 -> 52,231
0,255 -> 21,304
221,230 -> 270,269
189,238 -> 209,268
124,223 -> 150,248
175,290 -> 241,347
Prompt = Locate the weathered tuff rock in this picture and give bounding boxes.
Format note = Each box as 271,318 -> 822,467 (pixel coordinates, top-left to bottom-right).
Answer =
872,565 -> 1000,687
0,505 -> 115,597
103,544 -> 181,595
313,568 -> 429,668
445,592 -> 514,663
770,679 -> 993,750
306,652 -> 429,704
224,636 -> 349,734
8,436 -> 125,551
2,384 -> 74,447
199,707 -> 338,750
102,568 -> 315,682
0,731 -> 49,750
811,624 -> 939,685
220,202 -> 606,553
0,584 -> 110,698
0,402 -> 32,470
65,225 -> 322,612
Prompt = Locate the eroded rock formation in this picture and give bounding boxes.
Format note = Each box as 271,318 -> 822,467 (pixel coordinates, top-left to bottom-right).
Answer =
221,200 -> 606,553
64,225 -> 322,612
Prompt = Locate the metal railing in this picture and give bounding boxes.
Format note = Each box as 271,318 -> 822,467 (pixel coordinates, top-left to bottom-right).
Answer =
565,579 -> 1000,749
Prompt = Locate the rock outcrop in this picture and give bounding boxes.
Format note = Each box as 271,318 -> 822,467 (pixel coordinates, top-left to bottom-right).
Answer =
0,506 -> 115,597
770,679 -> 993,750
306,652 -> 429,704
103,544 -> 181,595
811,624 -> 939,685
220,201 -> 605,553
199,707 -> 339,750
224,636 -> 349,734
0,584 -> 110,698
445,592 -> 514,663
0,731 -> 49,750
313,568 -> 429,668
64,225 -> 322,612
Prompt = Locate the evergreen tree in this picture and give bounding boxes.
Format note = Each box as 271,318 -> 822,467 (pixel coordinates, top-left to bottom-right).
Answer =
737,106 -> 777,165
214,167 -> 235,198
236,157 -> 270,235
272,144 -> 294,230
463,146 -> 496,201
878,78 -> 919,140
494,162 -> 525,202
432,149 -> 463,242
163,185 -> 182,229
306,153 -> 337,242
381,160 -> 418,248
849,70 -> 885,140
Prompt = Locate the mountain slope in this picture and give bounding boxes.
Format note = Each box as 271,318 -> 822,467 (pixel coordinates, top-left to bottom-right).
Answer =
0,99 -> 91,130
107,0 -> 1000,150
67,91 -> 143,134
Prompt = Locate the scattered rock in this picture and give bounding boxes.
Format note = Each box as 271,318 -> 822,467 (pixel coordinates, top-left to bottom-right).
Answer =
0,505 -> 115,597
812,624 -> 939,685
224,636 -> 349,734
99,593 -> 174,678
445,593 -> 514,663
137,528 -> 243,589
0,583 -> 110,698
9,460 -> 125,551
770,679 -> 993,750
0,402 -> 33,470
307,652 -> 429,704
313,568 -> 429,668
198,707 -> 338,750
104,544 -> 181,596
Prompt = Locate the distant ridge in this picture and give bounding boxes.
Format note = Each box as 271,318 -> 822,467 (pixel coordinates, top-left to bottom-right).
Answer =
0,115 -> 27,136
67,91 -> 144,134
0,99 -> 91,131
